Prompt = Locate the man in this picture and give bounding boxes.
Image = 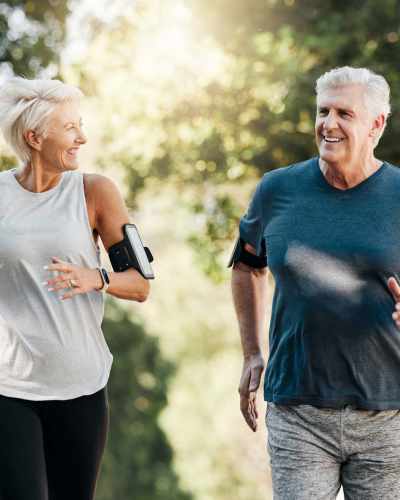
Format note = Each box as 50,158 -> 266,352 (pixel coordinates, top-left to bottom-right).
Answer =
231,66 -> 400,499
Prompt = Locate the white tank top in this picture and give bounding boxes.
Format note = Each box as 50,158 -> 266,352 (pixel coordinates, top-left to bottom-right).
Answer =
0,168 -> 113,400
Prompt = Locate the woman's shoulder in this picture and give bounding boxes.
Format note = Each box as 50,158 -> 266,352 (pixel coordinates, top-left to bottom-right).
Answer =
0,168 -> 13,180
82,173 -> 120,195
82,173 -> 126,221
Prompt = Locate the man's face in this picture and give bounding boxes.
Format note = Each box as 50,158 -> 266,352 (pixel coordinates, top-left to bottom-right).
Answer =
315,84 -> 378,165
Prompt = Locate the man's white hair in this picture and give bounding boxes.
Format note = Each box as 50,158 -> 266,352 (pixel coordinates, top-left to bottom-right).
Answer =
0,77 -> 83,163
315,66 -> 391,146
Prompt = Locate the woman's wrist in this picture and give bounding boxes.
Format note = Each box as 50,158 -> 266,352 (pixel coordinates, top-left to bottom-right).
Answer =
93,268 -> 104,291
94,267 -> 111,292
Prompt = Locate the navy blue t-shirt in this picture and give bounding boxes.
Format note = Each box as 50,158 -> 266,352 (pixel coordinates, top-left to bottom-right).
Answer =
239,157 -> 400,410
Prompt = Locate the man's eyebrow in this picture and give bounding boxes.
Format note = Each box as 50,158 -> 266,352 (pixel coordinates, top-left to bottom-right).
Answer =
317,105 -> 355,114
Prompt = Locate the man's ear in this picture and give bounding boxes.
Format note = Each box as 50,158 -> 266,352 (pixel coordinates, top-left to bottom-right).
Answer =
370,113 -> 385,141
24,129 -> 43,152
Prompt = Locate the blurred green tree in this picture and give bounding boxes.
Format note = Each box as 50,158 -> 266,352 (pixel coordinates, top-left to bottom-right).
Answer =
0,0 -> 70,171
76,0 -> 400,279
188,0 -> 400,165
96,300 -> 192,500
172,0 -> 400,274
0,4 -> 191,496
0,0 -> 68,78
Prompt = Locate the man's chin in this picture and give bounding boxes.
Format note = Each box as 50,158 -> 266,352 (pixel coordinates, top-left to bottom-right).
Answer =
318,149 -> 344,164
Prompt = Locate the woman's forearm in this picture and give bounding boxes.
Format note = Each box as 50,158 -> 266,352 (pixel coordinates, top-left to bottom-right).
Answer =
105,268 -> 150,302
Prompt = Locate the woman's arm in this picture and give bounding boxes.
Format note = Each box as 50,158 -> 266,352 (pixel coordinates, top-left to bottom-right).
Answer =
45,174 -> 150,302
87,173 -> 150,302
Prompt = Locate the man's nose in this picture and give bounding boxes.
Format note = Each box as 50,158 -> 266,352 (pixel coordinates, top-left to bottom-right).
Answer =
323,111 -> 338,130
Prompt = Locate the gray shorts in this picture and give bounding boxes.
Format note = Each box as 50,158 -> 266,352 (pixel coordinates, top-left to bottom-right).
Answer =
266,402 -> 400,500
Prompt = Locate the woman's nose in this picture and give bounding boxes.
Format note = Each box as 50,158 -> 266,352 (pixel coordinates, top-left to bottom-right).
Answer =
76,130 -> 87,145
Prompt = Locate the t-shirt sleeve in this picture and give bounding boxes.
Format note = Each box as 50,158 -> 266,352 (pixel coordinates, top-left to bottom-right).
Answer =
238,179 -> 266,256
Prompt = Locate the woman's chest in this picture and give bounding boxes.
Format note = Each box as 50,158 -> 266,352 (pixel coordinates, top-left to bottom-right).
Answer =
0,198 -> 98,264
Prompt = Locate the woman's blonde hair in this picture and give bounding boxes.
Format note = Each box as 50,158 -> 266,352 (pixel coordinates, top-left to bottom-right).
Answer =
0,77 -> 83,162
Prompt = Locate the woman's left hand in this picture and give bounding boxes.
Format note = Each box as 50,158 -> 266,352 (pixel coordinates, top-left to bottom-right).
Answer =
44,256 -> 103,300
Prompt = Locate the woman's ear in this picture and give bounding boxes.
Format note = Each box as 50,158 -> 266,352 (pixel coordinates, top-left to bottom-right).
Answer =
24,129 -> 43,152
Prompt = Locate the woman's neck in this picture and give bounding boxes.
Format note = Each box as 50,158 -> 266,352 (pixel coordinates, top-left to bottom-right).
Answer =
15,160 -> 62,193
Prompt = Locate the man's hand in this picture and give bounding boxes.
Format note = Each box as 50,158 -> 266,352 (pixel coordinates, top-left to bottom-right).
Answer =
388,276 -> 400,327
239,353 -> 265,432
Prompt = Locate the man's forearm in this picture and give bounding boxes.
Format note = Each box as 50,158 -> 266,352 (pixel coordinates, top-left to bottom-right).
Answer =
231,263 -> 268,358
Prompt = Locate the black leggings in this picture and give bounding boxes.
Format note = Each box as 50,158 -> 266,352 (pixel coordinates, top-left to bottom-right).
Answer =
0,386 -> 109,500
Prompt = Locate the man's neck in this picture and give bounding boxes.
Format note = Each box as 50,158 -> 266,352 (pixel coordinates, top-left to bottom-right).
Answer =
319,157 -> 382,190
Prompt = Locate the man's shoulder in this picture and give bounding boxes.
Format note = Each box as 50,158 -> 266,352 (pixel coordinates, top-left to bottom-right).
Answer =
383,160 -> 400,175
259,157 -> 315,192
376,161 -> 400,189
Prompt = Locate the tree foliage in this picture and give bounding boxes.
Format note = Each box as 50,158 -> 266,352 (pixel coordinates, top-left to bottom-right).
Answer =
0,4 -> 192,496
176,0 -> 400,269
76,0 -> 400,279
0,0 -> 68,77
0,0 -> 70,171
188,0 -> 400,165
1,3 -> 400,497
97,300 -> 192,500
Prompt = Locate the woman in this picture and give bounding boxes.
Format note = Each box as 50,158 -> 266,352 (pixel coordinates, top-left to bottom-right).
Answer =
0,77 -> 150,500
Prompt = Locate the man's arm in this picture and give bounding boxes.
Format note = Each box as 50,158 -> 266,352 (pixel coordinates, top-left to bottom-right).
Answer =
231,243 -> 268,432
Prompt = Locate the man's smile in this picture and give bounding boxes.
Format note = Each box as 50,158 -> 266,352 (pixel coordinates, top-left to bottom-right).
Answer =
322,135 -> 345,143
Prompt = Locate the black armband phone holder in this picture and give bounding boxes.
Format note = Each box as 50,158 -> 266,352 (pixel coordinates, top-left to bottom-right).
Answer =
108,224 -> 155,279
227,238 -> 267,268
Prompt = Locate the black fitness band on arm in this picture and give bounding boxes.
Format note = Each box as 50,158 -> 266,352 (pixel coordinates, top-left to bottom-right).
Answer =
227,238 -> 267,268
108,224 -> 155,279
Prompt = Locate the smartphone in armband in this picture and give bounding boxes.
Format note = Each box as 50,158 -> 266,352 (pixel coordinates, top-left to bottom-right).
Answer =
108,223 -> 155,279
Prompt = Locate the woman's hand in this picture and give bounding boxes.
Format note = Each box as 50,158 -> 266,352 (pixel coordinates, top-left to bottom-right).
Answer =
44,256 -> 103,300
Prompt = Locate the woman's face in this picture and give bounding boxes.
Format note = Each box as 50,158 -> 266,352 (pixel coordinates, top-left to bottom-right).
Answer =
37,100 -> 87,172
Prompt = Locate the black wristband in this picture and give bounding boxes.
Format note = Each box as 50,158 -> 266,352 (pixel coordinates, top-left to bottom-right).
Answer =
101,268 -> 110,285
227,238 -> 267,268
96,267 -> 110,292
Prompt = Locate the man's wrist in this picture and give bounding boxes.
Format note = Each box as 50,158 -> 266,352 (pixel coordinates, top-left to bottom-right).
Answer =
243,350 -> 263,361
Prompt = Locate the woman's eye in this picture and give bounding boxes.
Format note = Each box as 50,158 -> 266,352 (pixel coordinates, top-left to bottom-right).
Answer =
67,124 -> 83,130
